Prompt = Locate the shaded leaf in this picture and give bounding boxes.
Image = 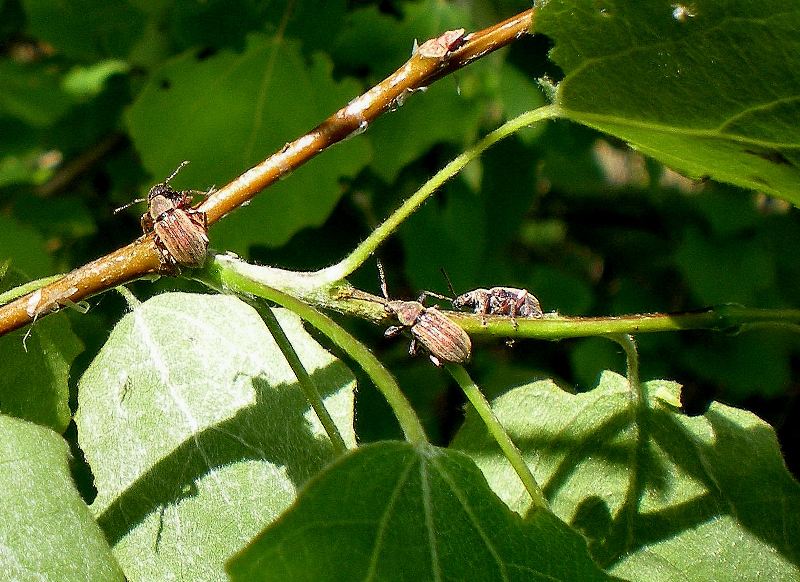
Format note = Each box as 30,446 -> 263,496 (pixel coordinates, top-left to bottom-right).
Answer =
0,414 -> 124,581
166,0 -> 347,54
0,214 -> 55,277
22,0 -> 146,61
125,34 -> 371,254
452,371 -> 800,580
675,227 -> 776,306
0,60 -> 74,126
76,293 -> 355,581
228,442 -> 612,581
535,1 -> 800,204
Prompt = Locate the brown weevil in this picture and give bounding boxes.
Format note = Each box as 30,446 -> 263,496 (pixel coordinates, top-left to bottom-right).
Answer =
352,262 -> 472,366
453,287 -> 543,327
118,161 -> 210,269
438,270 -> 543,328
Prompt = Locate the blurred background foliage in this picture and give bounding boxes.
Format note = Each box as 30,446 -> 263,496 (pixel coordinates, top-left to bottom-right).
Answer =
0,0 -> 797,476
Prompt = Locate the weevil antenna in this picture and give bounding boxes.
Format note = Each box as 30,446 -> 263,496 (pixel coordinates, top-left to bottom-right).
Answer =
377,259 -> 389,300
113,198 -> 147,214
165,160 -> 190,184
440,267 -> 457,297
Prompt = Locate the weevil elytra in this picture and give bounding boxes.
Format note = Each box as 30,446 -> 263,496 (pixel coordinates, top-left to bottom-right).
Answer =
118,161 -> 210,269
351,262 -> 472,366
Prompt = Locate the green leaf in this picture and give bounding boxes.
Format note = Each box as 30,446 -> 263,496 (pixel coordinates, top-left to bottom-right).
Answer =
0,415 -> 124,581
0,268 -> 81,433
125,34 -> 371,254
0,60 -> 74,126
495,60 -> 547,145
369,80 -> 486,183
452,372 -> 800,580
0,315 -> 81,433
227,442 -> 612,581
535,1 -> 800,205
166,0 -> 347,54
332,1 -> 470,80
75,293 -> 355,581
22,0 -> 146,60
675,227 -> 775,305
61,59 -> 130,99
0,214 -> 55,277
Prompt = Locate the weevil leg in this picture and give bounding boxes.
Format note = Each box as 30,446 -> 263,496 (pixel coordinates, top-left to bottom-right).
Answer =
428,354 -> 442,367
477,295 -> 489,326
510,298 -> 519,330
384,325 -> 403,339
141,213 -> 154,233
377,259 -> 390,301
153,235 -> 180,272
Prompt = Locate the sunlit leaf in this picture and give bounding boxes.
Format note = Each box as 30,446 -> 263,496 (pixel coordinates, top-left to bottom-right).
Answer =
0,415 -> 124,581
76,293 -> 356,581
453,371 -> 800,580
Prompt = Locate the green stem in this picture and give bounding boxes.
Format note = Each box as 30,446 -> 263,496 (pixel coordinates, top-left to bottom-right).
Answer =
610,333 -> 643,403
316,105 -> 560,283
445,363 -> 548,511
608,333 -> 646,551
200,256 -> 800,343
114,285 -> 141,308
196,263 -> 429,446
254,301 -> 348,455
447,304 -> 800,338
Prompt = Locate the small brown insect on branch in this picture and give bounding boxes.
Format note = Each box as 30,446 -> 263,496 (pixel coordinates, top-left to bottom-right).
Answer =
349,261 -> 472,366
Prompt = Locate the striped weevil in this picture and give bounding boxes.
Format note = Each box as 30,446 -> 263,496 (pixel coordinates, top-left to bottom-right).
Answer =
350,262 -> 472,366
116,161 -> 209,269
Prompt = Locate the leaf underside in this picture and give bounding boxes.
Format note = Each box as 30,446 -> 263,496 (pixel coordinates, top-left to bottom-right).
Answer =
535,0 -> 800,205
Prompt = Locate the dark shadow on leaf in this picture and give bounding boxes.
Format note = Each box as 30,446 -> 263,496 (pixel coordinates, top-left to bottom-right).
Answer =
572,495 -> 613,553
576,399 -> 799,570
95,359 -> 352,545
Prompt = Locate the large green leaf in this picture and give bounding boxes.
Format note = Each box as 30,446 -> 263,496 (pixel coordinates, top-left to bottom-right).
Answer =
0,214 -> 54,278
0,60 -> 74,126
452,371 -> 800,580
0,265 -> 81,433
535,1 -> 800,204
227,442 -> 612,581
0,415 -> 124,581
165,0 -> 347,54
75,293 -> 355,581
125,34 -> 371,254
22,0 -> 146,61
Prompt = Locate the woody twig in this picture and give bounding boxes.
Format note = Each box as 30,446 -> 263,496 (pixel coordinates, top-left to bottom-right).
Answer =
0,9 -> 534,337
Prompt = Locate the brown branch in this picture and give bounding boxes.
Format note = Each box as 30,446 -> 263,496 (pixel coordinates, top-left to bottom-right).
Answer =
0,9 -> 534,337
